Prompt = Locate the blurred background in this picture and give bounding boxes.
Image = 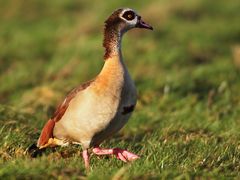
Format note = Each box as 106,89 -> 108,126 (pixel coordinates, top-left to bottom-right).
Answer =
0,0 -> 240,178
0,0 -> 240,114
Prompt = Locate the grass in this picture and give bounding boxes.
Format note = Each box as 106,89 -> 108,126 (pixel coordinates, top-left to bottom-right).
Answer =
0,0 -> 240,179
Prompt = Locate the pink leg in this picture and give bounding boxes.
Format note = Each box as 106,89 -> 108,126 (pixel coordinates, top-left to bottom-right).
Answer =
82,149 -> 90,170
92,147 -> 139,162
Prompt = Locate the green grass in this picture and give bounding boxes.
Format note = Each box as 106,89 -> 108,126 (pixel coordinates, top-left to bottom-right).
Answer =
0,0 -> 240,179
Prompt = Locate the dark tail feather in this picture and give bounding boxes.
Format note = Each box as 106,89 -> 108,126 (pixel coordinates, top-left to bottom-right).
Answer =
37,119 -> 55,148
25,143 -> 44,158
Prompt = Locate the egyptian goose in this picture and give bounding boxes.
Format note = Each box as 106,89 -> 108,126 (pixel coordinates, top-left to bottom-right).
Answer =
37,8 -> 153,169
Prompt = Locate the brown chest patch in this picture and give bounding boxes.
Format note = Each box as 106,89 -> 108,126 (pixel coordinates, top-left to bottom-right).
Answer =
122,104 -> 135,115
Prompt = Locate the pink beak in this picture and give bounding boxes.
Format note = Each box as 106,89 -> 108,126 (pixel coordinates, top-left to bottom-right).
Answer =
136,18 -> 153,30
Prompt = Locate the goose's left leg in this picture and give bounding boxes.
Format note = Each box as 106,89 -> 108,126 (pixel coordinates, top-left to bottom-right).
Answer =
82,149 -> 90,170
92,146 -> 139,162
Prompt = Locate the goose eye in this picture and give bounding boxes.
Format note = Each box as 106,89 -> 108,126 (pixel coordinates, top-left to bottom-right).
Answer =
122,11 -> 135,21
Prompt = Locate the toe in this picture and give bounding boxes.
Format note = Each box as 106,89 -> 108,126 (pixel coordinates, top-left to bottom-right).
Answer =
122,151 -> 140,161
117,152 -> 128,162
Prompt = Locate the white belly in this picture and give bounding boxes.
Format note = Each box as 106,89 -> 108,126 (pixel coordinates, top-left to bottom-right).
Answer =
53,88 -> 118,145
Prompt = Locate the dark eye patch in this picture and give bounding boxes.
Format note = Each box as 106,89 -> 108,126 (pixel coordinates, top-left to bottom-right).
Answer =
122,10 -> 135,21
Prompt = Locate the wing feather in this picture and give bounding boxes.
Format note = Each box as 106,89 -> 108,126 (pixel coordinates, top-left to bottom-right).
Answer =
37,80 -> 94,148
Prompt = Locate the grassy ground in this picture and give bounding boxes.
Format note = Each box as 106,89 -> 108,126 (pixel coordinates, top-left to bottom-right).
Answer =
0,0 -> 240,179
